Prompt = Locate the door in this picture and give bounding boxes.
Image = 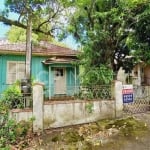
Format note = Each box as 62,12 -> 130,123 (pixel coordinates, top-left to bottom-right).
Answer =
54,68 -> 66,94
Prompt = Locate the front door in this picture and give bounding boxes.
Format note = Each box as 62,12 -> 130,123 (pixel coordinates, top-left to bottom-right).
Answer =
54,68 -> 66,94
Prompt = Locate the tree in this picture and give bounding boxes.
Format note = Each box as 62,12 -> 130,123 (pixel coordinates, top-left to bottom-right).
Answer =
6,25 -> 69,48
0,0 -> 68,79
6,25 -> 38,43
63,0 -> 150,84
0,0 -> 67,37
124,0 -> 150,64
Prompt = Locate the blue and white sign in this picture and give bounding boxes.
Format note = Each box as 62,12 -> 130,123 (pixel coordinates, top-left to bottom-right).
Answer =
122,84 -> 134,103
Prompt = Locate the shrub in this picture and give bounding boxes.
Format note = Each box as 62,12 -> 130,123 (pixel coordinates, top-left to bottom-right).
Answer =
1,83 -> 23,109
81,65 -> 113,86
0,83 -> 33,149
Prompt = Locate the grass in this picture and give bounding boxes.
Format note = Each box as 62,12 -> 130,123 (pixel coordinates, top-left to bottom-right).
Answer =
22,116 -> 150,149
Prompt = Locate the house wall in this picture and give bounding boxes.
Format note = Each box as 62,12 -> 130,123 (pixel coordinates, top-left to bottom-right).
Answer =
117,64 -> 145,85
0,54 -> 49,94
144,65 -> 150,85
0,55 -> 26,93
0,55 -> 80,98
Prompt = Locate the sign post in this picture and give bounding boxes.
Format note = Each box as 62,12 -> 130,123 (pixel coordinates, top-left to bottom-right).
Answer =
122,84 -> 134,103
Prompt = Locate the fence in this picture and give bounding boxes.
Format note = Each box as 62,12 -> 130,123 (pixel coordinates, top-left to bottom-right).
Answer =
76,85 -> 112,100
9,81 -> 124,132
47,85 -> 112,101
123,85 -> 150,114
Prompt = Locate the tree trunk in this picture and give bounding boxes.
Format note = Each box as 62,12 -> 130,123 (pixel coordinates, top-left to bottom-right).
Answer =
26,14 -> 32,79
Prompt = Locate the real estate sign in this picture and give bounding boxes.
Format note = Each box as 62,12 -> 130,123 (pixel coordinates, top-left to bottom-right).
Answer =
122,84 -> 134,103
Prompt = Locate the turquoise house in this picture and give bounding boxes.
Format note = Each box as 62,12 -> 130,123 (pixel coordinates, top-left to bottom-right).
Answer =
0,41 -> 79,99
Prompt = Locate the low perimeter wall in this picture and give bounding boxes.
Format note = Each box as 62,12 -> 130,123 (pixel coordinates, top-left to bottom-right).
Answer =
44,100 -> 115,128
10,100 -> 115,129
9,81 -> 123,132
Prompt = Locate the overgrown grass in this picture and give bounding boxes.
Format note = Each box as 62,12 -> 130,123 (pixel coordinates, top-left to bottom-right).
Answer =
105,117 -> 148,137
38,116 -> 149,149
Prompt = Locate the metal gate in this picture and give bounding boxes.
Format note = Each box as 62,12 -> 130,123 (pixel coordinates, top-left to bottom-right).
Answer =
123,85 -> 150,114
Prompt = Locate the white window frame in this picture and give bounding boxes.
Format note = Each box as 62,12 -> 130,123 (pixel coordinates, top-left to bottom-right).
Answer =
7,61 -> 25,84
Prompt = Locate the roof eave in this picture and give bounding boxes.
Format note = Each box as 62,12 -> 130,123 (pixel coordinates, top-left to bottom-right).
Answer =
0,51 -> 78,57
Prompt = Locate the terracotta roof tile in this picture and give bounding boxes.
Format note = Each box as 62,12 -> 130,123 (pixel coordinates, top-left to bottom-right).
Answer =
0,41 -> 79,56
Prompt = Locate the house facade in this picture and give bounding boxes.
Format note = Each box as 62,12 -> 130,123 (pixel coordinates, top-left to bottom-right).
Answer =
0,41 -> 79,99
117,62 -> 150,86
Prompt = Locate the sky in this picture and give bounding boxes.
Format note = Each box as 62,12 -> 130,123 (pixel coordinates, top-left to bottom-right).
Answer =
0,0 -> 9,38
0,0 -> 78,49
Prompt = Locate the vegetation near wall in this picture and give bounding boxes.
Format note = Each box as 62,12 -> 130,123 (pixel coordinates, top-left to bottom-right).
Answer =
0,83 -> 33,149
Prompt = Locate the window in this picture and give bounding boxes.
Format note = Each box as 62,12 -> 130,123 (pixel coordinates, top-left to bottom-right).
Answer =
7,61 -> 25,84
55,68 -> 64,77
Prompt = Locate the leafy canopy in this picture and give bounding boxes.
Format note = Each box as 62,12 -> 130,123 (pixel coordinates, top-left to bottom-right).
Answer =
0,0 -> 69,38
64,0 -> 150,84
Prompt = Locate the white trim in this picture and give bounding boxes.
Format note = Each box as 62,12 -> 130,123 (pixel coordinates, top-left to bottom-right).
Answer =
74,65 -> 77,93
49,66 -> 51,99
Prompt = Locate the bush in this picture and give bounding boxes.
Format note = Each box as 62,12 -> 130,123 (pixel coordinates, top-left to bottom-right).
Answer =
0,100 -> 33,149
1,83 -> 23,109
0,83 -> 33,149
81,65 -> 113,86
0,117 -> 33,149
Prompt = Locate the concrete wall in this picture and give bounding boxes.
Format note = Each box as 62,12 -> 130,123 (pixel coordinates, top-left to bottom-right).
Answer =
43,100 -> 115,128
9,108 -> 33,122
9,81 -> 123,131
9,100 -> 115,129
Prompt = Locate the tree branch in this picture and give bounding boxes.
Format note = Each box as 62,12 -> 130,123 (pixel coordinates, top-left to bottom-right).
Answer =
0,15 -> 53,36
37,6 -> 63,30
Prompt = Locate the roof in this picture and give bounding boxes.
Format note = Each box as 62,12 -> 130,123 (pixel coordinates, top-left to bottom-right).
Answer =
43,56 -> 78,64
0,41 -> 79,57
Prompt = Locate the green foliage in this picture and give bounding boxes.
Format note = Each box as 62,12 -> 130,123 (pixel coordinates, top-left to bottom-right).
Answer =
0,82 -> 34,149
45,116 -> 148,149
64,0 -> 150,79
2,0 -> 69,38
0,95 -> 33,149
0,82 -> 33,146
0,118 -> 33,149
85,102 -> 94,113
6,26 -> 38,43
1,83 -> 23,109
81,65 -> 113,86
105,117 -> 148,137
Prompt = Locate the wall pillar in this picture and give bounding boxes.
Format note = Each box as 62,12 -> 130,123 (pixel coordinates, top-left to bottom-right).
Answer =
114,80 -> 123,118
33,82 -> 44,132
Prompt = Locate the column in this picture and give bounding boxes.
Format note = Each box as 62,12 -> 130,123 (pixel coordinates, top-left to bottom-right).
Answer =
33,82 -> 44,132
114,80 -> 123,118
